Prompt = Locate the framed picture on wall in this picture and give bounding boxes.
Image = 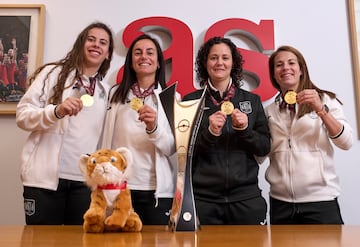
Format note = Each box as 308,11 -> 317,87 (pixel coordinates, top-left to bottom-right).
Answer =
348,0 -> 360,138
0,4 -> 45,115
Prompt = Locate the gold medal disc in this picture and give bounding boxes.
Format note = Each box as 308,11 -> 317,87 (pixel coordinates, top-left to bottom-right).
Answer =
221,101 -> 234,115
80,94 -> 94,107
284,91 -> 297,105
130,97 -> 143,111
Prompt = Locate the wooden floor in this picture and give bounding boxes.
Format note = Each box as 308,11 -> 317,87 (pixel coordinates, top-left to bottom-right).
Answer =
1,225 -> 359,246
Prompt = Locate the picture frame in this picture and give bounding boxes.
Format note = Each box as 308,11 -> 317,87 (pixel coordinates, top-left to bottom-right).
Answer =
0,4 -> 45,115
348,0 -> 360,138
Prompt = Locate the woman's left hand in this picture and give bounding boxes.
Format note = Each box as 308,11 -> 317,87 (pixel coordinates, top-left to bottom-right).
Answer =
296,89 -> 323,112
231,108 -> 248,129
138,104 -> 157,132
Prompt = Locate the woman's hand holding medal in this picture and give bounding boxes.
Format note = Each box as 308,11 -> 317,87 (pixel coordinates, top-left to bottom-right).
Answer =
231,108 -> 248,129
296,89 -> 323,112
137,104 -> 157,132
209,106 -> 249,135
128,81 -> 157,132
209,111 -> 226,135
56,97 -> 83,118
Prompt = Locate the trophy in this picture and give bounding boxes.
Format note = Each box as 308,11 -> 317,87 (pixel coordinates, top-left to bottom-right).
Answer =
159,83 -> 206,231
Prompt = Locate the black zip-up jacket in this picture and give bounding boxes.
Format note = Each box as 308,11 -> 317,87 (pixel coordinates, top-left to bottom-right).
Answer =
182,87 -> 270,203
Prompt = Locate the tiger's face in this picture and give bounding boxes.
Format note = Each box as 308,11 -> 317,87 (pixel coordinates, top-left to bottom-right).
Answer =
79,147 -> 133,190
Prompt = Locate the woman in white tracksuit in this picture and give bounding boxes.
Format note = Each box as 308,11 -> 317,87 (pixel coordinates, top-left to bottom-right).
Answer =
101,34 -> 176,225
265,45 -> 353,224
16,22 -> 114,225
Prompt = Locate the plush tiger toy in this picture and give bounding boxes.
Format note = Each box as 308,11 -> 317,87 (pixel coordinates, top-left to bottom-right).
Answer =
79,147 -> 142,233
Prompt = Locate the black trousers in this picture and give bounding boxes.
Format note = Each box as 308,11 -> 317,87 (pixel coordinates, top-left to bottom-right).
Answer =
270,197 -> 344,224
195,196 -> 268,225
23,179 -> 91,225
131,190 -> 173,225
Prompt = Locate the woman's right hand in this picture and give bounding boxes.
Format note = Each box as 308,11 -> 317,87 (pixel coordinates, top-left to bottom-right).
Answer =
209,111 -> 226,135
56,97 -> 83,118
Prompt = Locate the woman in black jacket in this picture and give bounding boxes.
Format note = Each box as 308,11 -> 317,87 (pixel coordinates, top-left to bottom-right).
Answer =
182,36 -> 270,225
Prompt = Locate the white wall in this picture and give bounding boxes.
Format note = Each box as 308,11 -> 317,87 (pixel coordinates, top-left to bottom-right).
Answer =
1,0 -> 359,225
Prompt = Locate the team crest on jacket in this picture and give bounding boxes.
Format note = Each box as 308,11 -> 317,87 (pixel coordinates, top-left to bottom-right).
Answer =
239,101 -> 252,114
24,199 -> 35,216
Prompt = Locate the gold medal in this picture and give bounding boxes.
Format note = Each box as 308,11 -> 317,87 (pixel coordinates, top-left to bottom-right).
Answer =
80,94 -> 94,107
221,101 -> 234,115
284,91 -> 297,105
130,97 -> 143,111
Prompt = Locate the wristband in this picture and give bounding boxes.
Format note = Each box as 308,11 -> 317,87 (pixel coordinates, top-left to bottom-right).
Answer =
316,104 -> 329,117
54,105 -> 64,119
232,123 -> 248,131
146,125 -> 157,134
208,126 -> 221,136
329,125 -> 344,139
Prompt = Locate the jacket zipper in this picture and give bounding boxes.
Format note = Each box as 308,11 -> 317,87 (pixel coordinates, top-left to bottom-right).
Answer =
288,136 -> 291,148
225,117 -> 230,203
288,120 -> 296,201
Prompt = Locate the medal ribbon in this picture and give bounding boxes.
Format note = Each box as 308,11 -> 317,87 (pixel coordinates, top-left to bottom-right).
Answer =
77,76 -> 96,96
279,100 -> 296,113
207,83 -> 235,106
131,82 -> 155,99
276,93 -> 296,113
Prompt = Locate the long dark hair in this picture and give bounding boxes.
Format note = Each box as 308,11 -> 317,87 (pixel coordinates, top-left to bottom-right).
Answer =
29,22 -> 114,104
111,34 -> 166,104
195,36 -> 244,87
268,45 -> 340,118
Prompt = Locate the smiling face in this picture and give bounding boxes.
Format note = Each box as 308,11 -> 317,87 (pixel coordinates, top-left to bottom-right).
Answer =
206,43 -> 233,86
273,50 -> 302,93
83,27 -> 110,73
131,38 -> 159,79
